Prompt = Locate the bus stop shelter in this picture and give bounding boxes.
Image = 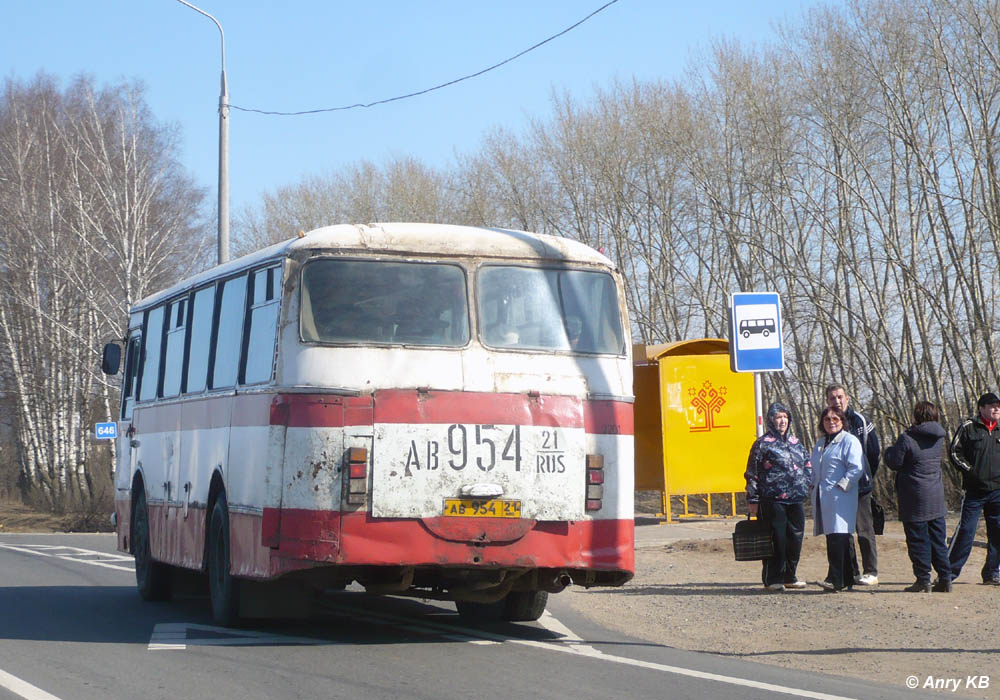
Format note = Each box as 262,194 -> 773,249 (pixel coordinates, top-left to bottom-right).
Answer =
633,339 -> 756,521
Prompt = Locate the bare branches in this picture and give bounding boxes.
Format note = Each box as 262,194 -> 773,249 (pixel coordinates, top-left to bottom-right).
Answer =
0,73 -> 209,508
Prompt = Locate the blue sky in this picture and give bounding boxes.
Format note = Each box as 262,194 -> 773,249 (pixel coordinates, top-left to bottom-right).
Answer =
3,1 -> 829,217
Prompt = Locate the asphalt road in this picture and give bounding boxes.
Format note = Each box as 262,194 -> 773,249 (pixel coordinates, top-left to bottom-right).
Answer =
0,533 -> 958,700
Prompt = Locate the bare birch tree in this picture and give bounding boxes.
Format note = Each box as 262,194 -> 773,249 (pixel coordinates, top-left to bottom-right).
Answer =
0,74 -> 209,510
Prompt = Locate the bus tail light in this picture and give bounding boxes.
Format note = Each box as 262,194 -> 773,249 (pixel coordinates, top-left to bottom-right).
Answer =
347,447 -> 368,506
585,454 -> 604,511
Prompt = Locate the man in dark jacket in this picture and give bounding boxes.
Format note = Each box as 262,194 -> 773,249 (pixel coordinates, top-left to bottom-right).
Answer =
947,392 -> 1000,585
826,384 -> 880,585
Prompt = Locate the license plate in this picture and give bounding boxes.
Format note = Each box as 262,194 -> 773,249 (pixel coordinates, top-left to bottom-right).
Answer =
443,498 -> 522,518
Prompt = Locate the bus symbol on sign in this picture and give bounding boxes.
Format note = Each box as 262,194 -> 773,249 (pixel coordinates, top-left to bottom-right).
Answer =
95,422 -> 118,440
739,318 -> 776,338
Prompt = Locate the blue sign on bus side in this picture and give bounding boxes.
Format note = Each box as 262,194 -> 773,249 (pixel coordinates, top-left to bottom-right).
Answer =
730,292 -> 784,373
95,422 -> 118,440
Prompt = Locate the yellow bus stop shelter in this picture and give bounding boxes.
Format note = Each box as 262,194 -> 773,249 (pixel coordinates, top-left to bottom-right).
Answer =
633,339 -> 757,521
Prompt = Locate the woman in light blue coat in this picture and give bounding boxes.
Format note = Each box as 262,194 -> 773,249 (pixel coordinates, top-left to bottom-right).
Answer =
811,406 -> 865,591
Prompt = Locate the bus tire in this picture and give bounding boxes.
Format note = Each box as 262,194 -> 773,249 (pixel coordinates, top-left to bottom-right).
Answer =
455,590 -> 548,622
133,490 -> 171,601
207,492 -> 240,626
504,590 -> 548,621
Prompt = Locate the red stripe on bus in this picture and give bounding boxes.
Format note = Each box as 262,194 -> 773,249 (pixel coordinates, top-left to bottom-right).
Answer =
130,501 -> 633,582
261,508 -> 634,578
371,390 -> 584,428
131,391 -> 632,434
133,392 -> 276,433
275,395 -> 375,428
583,400 -> 635,436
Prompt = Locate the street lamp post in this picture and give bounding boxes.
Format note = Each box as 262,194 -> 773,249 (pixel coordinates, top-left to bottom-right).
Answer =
176,0 -> 229,265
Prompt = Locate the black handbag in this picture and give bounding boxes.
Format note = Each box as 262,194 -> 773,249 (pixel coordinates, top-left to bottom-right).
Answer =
871,498 -> 885,536
732,515 -> 774,561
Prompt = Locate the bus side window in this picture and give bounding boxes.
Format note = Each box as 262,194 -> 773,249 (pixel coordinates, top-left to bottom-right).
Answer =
242,266 -> 282,385
211,273 -> 247,390
186,285 -> 216,394
137,305 -> 166,402
121,334 -> 141,420
161,297 -> 188,398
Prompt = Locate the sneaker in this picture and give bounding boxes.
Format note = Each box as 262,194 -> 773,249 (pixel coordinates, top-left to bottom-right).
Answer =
982,577 -> 1000,586
933,579 -> 953,593
855,574 -> 878,586
765,583 -> 785,592
783,580 -> 807,590
904,581 -> 932,593
816,579 -> 838,592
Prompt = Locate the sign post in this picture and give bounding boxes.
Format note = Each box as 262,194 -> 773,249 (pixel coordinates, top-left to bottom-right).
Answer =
729,292 -> 784,437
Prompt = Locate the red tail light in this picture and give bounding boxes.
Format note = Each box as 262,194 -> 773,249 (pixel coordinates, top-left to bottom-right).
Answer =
585,454 -> 604,511
346,447 -> 368,506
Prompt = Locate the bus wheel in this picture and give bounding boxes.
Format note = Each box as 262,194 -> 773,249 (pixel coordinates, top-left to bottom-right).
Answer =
207,492 -> 240,626
504,590 -> 548,622
455,590 -> 548,622
133,490 -> 171,601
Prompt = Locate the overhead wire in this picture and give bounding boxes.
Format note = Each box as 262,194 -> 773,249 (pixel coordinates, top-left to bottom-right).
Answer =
229,0 -> 620,116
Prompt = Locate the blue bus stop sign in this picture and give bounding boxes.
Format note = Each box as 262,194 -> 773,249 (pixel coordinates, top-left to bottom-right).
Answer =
95,422 -> 118,440
729,292 -> 784,373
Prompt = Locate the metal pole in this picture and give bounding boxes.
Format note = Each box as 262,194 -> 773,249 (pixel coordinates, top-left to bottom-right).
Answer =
175,0 -> 229,265
218,64 -> 230,264
754,372 -> 764,437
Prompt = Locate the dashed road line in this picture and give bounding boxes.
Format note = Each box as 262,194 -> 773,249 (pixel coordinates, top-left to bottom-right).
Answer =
148,623 -> 329,650
0,543 -> 134,572
2,540 -> 860,699
0,668 -> 64,700
316,601 -> 858,700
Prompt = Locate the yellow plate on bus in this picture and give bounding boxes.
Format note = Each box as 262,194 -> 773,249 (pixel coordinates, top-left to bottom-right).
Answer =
443,498 -> 521,518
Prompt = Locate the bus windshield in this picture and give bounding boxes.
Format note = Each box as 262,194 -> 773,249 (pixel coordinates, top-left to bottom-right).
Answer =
301,259 -> 470,346
478,266 -> 625,354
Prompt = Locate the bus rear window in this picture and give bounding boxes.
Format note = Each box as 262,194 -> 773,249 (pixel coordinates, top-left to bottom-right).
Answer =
300,260 -> 470,347
478,266 -> 625,355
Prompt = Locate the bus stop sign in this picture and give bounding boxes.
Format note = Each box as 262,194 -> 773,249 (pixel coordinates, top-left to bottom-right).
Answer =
729,292 -> 784,373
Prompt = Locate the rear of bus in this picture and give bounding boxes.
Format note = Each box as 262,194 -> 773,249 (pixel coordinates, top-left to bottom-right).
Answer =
266,224 -> 634,620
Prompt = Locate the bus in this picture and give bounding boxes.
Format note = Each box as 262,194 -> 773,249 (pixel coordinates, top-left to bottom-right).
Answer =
101,223 -> 634,625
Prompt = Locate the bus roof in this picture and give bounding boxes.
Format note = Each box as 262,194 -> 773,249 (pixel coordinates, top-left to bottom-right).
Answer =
132,223 -> 616,312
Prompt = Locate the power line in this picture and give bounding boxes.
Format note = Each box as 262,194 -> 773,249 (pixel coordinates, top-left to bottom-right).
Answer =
230,0 -> 620,116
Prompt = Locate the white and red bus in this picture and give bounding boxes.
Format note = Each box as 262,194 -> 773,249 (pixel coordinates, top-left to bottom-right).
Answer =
102,223 -> 634,624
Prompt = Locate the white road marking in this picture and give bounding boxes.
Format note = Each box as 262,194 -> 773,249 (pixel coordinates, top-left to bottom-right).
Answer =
148,623 -> 329,650
319,602 -> 859,700
0,668 -> 64,700
0,543 -> 134,572
504,627 -> 858,700
536,610 -> 603,655
0,539 -> 859,698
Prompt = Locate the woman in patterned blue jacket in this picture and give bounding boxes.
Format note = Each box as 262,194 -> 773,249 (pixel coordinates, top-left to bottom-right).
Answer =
745,402 -> 813,591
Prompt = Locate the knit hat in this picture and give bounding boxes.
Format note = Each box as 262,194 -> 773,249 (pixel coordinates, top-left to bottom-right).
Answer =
977,392 -> 1000,407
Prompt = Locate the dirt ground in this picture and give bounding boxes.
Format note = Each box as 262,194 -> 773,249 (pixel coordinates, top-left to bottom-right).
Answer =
4,500 -> 999,697
0,502 -> 73,532
561,500 -> 1000,700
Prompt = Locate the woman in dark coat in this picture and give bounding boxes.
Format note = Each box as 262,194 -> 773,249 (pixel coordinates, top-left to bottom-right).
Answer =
744,402 -> 813,592
885,401 -> 951,592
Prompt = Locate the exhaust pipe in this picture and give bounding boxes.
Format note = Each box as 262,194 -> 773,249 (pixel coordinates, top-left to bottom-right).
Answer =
542,571 -> 572,593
